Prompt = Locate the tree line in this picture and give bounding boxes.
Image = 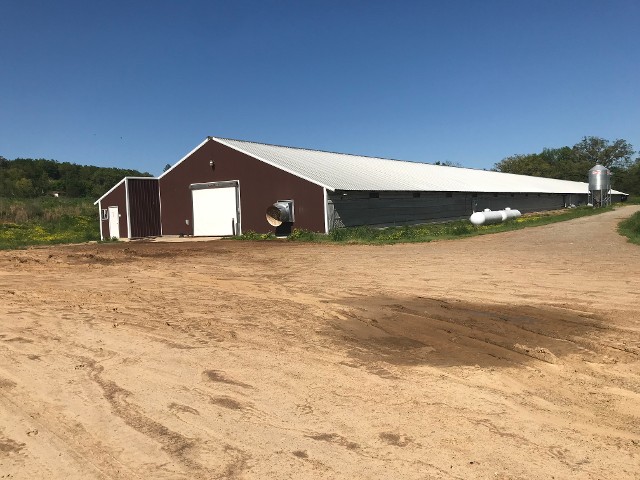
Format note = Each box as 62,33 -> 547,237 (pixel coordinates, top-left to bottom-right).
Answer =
494,136 -> 640,194
0,156 -> 151,198
2,136 -> 638,199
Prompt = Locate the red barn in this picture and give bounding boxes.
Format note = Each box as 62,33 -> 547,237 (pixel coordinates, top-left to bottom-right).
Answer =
95,136 -> 627,240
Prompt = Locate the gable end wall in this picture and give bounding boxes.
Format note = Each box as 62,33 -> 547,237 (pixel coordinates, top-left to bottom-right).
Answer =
99,182 -> 127,239
159,140 -> 326,235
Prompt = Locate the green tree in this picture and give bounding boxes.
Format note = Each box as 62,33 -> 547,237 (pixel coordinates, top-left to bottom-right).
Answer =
572,136 -> 635,169
434,160 -> 462,167
15,178 -> 35,197
539,147 -> 589,182
494,152 -> 554,177
0,156 -> 152,198
494,137 -> 637,188
612,158 -> 640,194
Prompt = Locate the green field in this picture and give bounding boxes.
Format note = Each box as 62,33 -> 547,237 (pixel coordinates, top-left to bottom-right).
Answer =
0,197 -> 100,250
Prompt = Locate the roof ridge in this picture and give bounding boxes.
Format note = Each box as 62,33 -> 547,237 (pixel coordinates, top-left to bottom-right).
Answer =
212,136 -> 452,168
208,136 -> 600,188
213,136 -> 520,175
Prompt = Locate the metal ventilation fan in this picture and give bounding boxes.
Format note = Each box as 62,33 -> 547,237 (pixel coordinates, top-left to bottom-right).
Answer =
266,200 -> 295,226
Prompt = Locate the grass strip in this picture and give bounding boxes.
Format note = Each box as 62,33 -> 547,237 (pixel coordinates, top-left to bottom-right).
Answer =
0,198 -> 628,249
239,205 -> 619,245
618,211 -> 640,245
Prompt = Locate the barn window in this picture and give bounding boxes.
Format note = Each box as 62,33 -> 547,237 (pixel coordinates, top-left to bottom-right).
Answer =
369,191 -> 380,198
101,209 -> 108,220
413,192 -> 420,198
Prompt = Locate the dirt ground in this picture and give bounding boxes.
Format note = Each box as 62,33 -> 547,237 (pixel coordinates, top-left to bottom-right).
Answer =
1,206 -> 639,479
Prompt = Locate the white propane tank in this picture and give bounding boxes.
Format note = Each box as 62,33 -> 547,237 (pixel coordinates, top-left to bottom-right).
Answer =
469,208 -> 521,226
469,212 -> 486,225
503,207 -> 520,220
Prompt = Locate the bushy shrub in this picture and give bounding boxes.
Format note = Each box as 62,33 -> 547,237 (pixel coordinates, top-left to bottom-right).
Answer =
237,230 -> 275,240
288,229 -> 320,241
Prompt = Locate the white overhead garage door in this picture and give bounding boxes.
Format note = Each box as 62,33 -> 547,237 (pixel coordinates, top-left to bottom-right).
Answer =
190,181 -> 239,236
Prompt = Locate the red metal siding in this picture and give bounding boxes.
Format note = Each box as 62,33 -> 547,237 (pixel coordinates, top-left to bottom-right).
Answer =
128,179 -> 161,238
160,139 -> 325,235
99,181 -> 127,239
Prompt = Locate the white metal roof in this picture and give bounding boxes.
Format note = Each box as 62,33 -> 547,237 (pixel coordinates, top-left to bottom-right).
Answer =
95,137 -> 626,203
213,137 -> 624,195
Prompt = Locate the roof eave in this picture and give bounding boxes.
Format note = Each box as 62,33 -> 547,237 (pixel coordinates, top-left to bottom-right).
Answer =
94,177 -> 127,205
210,137 -> 335,191
157,137 -> 212,180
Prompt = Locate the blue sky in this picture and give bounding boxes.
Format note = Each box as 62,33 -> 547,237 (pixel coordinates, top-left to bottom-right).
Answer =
1,0 -> 638,176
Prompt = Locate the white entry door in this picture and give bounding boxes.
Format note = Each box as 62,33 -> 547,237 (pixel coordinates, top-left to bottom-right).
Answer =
108,206 -> 120,239
191,182 -> 239,236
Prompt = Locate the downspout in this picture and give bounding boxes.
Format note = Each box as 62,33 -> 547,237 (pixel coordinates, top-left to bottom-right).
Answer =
125,178 -> 131,239
323,188 -> 329,234
98,201 -> 104,241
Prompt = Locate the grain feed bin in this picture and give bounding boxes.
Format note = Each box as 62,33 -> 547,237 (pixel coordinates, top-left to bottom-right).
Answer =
588,165 -> 611,207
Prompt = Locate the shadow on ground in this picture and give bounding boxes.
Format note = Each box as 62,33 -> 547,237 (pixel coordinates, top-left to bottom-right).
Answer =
326,295 -> 624,368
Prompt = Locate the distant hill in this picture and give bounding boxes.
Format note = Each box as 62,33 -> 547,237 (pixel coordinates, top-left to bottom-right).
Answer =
0,156 -> 151,198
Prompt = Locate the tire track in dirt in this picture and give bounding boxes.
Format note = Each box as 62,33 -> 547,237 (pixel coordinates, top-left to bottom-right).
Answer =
0,300 -> 252,479
0,385 -> 140,479
80,357 -> 242,479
